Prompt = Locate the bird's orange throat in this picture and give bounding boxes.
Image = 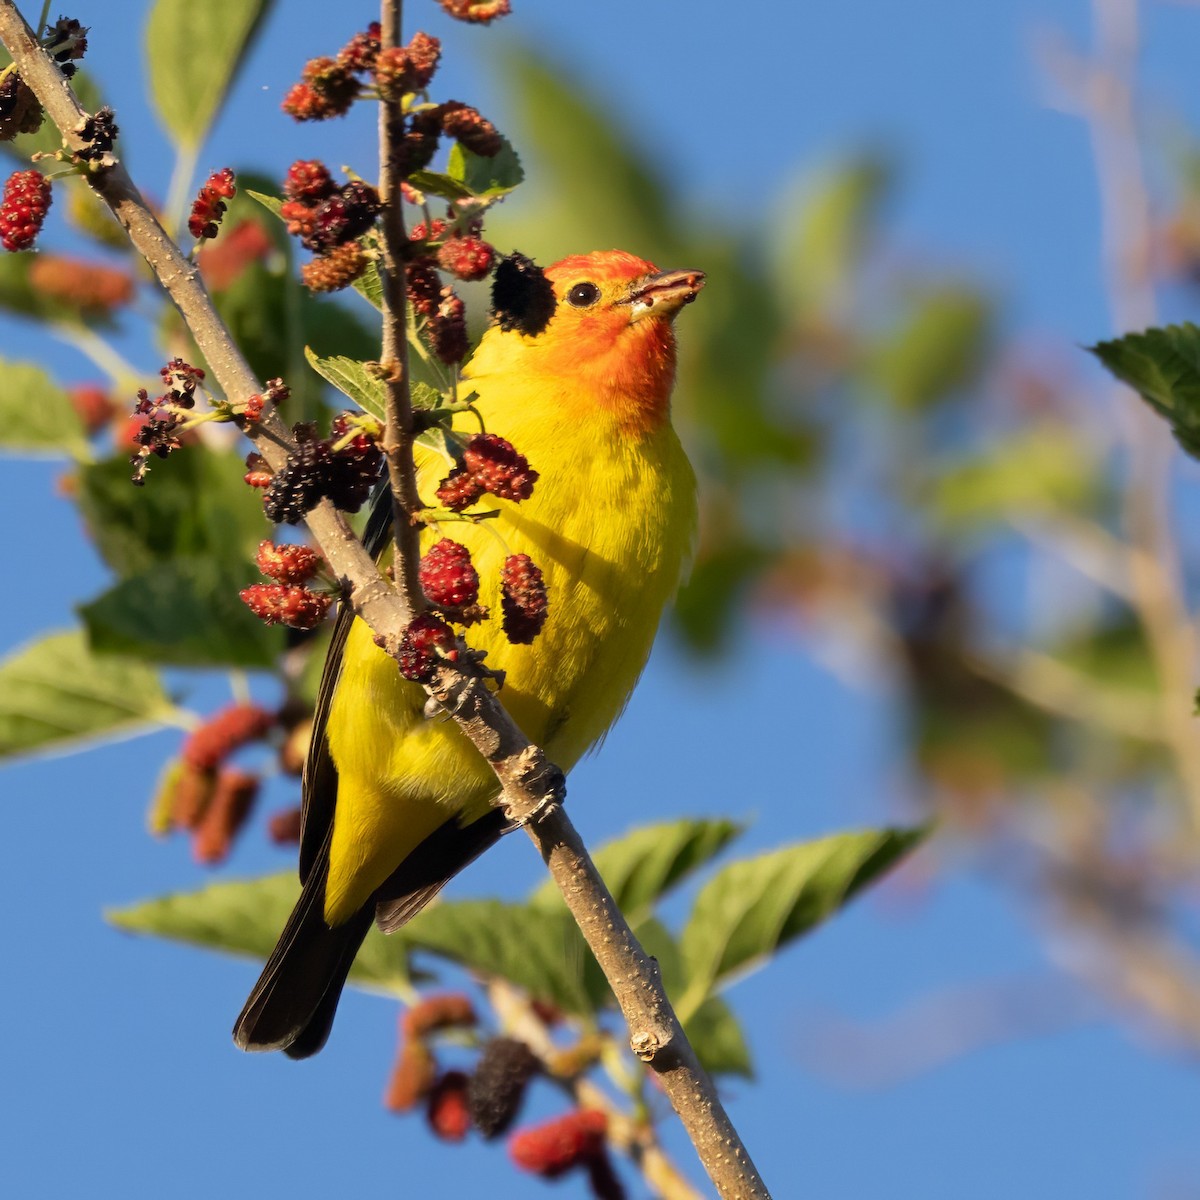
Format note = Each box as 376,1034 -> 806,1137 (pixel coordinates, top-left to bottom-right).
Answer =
538,313 -> 679,437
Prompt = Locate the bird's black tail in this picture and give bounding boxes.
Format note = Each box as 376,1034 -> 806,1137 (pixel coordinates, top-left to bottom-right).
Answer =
233,832 -> 373,1058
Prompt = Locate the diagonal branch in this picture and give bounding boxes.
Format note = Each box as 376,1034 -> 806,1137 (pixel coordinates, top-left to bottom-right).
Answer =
0,4 -> 771,1195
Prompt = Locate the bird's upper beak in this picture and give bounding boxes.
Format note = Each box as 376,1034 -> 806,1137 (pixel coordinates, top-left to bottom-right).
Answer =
625,268 -> 706,321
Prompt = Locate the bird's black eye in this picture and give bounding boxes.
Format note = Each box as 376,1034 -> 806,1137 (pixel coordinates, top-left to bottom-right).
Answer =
567,281 -> 601,308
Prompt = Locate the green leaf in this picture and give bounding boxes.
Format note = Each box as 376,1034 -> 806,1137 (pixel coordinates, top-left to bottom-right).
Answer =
634,918 -> 752,1077
1090,324 -> 1200,459
927,426 -> 1099,530
303,348 -> 386,422
679,827 -> 928,1005
406,170 -> 475,201
772,153 -> 892,315
80,556 -> 284,669
353,261 -> 384,311
529,818 -> 743,922
106,872 -> 414,994
866,287 -> 993,411
0,358 -> 87,456
77,447 -> 268,578
447,137 -> 525,197
246,189 -> 282,220
404,899 -> 596,1016
144,0 -> 274,148
0,629 -> 171,761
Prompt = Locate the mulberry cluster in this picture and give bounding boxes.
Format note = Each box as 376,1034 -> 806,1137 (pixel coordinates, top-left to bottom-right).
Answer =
261,417 -> 382,523
129,358 -> 206,484
435,433 -> 538,511
374,31 -> 442,99
397,613 -> 458,682
437,235 -> 494,282
255,539 -> 323,586
439,0 -> 513,24
151,704 -> 274,864
239,377 -> 289,427
500,553 -> 549,644
508,1110 -> 612,1182
0,169 -> 51,252
281,162 -> 379,293
240,582 -> 332,630
419,538 -> 487,625
468,1038 -> 540,1139
396,100 -> 503,176
243,452 -> 272,489
0,72 -> 44,141
188,167 -> 236,240
29,254 -> 135,315
281,55 -> 360,121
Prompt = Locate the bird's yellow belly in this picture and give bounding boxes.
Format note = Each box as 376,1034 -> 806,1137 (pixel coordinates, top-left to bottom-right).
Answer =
322,419 -> 695,923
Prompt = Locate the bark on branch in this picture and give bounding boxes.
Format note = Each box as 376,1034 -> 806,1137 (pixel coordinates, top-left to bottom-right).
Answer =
0,4 -> 771,1195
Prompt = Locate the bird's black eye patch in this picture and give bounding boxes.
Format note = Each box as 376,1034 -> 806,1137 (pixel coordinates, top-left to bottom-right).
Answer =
567,281 -> 601,308
491,252 -> 557,336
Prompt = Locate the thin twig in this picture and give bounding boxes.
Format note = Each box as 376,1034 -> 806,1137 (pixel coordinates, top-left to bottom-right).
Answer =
0,5 -> 771,1195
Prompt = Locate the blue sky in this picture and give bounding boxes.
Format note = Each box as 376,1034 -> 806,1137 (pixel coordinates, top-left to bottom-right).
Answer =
4,1 -> 1200,1197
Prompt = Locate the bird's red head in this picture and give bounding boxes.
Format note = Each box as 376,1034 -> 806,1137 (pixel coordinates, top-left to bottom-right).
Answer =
472,250 -> 705,435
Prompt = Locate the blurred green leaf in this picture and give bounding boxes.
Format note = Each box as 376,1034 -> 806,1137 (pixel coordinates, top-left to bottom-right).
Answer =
866,287 -> 992,411
1091,324 -> 1200,459
80,556 -> 284,669
404,899 -> 595,1015
0,629 -> 171,761
304,348 -> 385,422
773,154 -> 891,315
447,137 -> 525,197
406,170 -> 475,202
679,827 -> 927,1003
928,426 -> 1099,529
672,543 -> 772,655
144,0 -> 274,148
529,817 -> 743,922
107,872 -> 415,994
77,446 -> 267,577
0,358 -> 87,457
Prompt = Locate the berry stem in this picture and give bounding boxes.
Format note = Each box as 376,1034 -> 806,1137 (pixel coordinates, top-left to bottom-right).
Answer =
377,0 -> 426,612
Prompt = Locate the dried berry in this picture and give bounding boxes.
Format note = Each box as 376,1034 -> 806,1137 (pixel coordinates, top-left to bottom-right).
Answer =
437,235 -> 494,282
188,167 -> 235,240
74,106 -> 117,164
419,538 -> 480,611
302,240 -> 367,293
509,1110 -> 608,1178
284,159 -> 336,204
398,613 -> 458,682
468,1038 -> 539,1138
402,992 -> 477,1038
0,169 -> 51,252
44,17 -> 89,69
464,433 -> 537,501
439,100 -> 502,156
181,704 -> 274,773
440,0 -> 512,24
426,1071 -> 472,1142
192,768 -> 259,865
256,540 -> 323,585
492,252 -> 556,336
430,287 -> 468,363
501,553 -> 548,644
240,582 -> 332,629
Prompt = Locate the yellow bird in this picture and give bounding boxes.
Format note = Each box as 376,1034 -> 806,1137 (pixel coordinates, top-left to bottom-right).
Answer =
235,250 -> 704,1056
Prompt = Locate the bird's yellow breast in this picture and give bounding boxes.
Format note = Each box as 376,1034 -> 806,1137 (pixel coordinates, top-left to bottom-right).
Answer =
322,368 -> 697,922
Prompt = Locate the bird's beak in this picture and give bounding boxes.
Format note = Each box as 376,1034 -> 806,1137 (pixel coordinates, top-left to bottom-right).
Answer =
625,269 -> 706,321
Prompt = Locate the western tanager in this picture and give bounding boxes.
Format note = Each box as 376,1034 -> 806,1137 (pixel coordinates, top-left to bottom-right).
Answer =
235,250 -> 704,1056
